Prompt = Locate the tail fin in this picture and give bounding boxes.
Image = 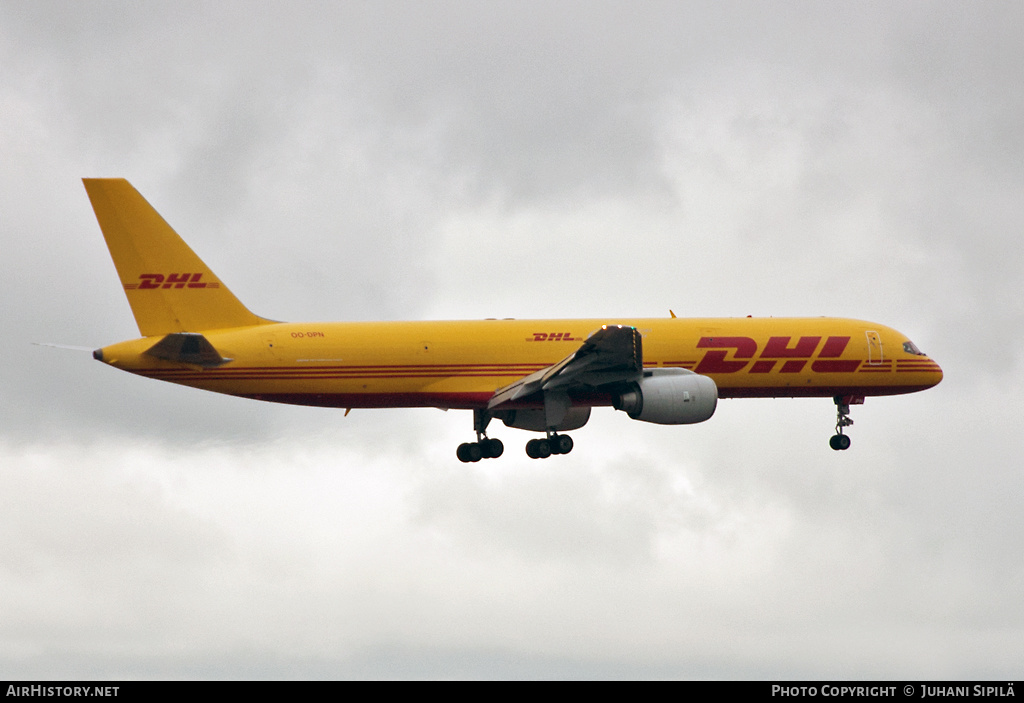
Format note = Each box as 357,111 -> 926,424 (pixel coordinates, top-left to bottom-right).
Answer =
83,178 -> 272,336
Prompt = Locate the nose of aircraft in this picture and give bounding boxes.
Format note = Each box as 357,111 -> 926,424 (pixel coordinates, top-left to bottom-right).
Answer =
895,347 -> 942,390
912,355 -> 943,388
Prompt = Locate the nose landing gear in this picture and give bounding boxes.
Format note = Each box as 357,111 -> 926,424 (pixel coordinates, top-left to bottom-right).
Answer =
829,395 -> 862,451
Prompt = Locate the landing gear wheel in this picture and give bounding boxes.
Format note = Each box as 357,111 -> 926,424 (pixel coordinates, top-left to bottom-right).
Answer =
457,442 -> 483,463
458,438 -> 503,462
526,438 -> 552,459
482,438 -> 504,459
550,434 -> 573,455
525,439 -> 538,459
829,434 -> 851,451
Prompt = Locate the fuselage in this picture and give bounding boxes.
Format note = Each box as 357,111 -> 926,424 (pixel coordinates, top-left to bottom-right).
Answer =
80,179 -> 944,458
95,316 -> 943,409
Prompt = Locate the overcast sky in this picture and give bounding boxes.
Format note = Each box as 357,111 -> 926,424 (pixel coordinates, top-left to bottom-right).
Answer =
1,0 -> 1022,679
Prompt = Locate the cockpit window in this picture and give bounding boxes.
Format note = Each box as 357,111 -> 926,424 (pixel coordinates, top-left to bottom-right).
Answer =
903,340 -> 926,356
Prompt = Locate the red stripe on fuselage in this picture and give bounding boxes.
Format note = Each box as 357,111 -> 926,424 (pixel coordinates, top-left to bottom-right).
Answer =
237,380 -> 938,410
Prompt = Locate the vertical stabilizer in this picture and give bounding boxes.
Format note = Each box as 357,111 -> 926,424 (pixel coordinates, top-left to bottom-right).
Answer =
83,178 -> 272,336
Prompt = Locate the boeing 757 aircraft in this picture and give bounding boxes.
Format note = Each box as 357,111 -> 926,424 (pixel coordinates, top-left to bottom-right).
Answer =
83,179 -> 942,461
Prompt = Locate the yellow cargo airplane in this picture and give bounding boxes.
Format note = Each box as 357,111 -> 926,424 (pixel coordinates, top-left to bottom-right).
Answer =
84,179 -> 943,461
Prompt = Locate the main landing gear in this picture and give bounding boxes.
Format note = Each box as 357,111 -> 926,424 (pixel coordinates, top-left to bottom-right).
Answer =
456,437 -> 504,462
456,410 -> 576,462
457,409 -> 505,463
525,433 -> 573,459
829,395 -> 862,451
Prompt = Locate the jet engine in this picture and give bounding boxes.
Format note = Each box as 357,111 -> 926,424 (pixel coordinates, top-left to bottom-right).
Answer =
499,406 -> 592,432
613,369 -> 718,425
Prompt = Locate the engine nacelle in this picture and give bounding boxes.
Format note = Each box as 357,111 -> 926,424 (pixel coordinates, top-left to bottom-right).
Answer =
499,406 -> 592,432
613,369 -> 718,425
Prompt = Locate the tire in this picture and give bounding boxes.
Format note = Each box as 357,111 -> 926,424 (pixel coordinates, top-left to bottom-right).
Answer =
457,442 -> 483,462
552,435 -> 573,455
829,434 -> 851,451
483,438 -> 504,459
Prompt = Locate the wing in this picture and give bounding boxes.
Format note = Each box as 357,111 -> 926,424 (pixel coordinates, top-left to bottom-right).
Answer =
487,325 -> 642,409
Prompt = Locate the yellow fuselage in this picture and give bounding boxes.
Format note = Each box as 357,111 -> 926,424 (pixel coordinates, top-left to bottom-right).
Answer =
96,316 -> 943,409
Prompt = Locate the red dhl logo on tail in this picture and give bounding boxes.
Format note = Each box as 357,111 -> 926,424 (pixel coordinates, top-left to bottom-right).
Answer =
695,336 -> 860,374
123,273 -> 220,290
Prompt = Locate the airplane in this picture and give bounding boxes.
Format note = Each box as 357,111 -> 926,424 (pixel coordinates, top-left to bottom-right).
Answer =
83,178 -> 943,461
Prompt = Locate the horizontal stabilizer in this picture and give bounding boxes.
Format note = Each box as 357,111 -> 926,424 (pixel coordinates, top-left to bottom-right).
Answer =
145,333 -> 232,367
33,342 -> 97,352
